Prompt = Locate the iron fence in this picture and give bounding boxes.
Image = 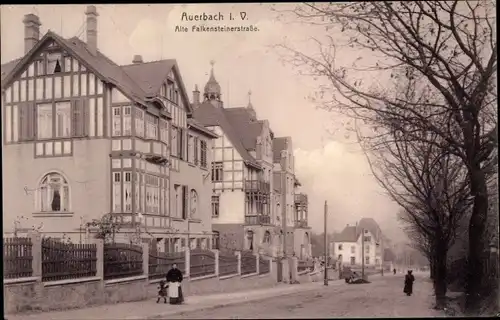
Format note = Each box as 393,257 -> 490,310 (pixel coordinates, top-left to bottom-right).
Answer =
103,243 -> 143,280
41,239 -> 97,282
148,251 -> 185,280
259,256 -> 270,274
241,250 -> 257,275
219,252 -> 239,276
190,249 -> 216,278
3,237 -> 33,279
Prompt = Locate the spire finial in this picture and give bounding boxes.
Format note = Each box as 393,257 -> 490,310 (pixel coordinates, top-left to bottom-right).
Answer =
248,90 -> 252,103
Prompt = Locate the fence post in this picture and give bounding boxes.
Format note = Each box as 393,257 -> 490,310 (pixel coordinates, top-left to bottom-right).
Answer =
255,252 -> 260,274
212,249 -> 219,277
235,251 -> 242,275
142,242 -> 149,277
94,239 -> 104,279
185,249 -> 191,278
28,232 -> 42,280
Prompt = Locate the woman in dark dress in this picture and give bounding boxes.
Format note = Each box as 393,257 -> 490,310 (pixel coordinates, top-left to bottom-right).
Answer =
403,270 -> 415,296
166,263 -> 184,304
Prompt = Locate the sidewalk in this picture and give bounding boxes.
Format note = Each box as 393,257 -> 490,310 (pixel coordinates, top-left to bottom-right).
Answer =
7,280 -> 343,320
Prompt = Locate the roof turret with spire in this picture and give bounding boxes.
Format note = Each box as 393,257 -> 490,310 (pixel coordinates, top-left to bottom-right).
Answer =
204,60 -> 221,103
246,90 -> 257,121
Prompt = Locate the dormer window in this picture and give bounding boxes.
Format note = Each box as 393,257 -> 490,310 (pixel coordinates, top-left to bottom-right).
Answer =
47,53 -> 63,75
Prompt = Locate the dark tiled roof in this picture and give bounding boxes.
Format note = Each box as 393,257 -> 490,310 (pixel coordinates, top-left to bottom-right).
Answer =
272,137 -> 288,163
225,108 -> 264,150
335,226 -> 359,242
334,218 -> 383,243
192,102 -> 260,169
358,218 -> 382,242
121,60 -> 176,96
1,58 -> 22,84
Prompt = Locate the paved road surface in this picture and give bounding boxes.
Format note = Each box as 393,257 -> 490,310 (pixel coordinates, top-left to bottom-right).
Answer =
168,274 -> 440,319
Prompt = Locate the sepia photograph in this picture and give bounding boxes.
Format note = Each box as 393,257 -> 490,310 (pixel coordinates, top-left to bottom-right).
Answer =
1,2 -> 498,319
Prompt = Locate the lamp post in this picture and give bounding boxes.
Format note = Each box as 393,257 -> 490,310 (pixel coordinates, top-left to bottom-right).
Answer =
361,228 -> 365,280
324,201 -> 328,286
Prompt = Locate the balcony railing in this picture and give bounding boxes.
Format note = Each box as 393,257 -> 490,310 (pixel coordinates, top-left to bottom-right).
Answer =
294,193 -> 308,204
245,215 -> 271,225
295,220 -> 308,228
244,180 -> 271,193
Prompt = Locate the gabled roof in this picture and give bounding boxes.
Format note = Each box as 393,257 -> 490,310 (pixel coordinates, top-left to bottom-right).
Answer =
224,107 -> 264,151
187,118 -> 218,139
2,31 -> 194,115
2,31 -> 148,107
334,226 -> 359,243
358,218 -> 382,242
120,59 -> 193,114
192,102 -> 261,169
334,218 -> 383,243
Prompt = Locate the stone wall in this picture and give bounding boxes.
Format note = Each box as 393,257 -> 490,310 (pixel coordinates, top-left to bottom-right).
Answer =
5,271 -> 276,315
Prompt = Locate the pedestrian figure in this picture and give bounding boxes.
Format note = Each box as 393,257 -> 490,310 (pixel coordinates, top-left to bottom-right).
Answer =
393,268 -> 397,275
403,270 -> 415,296
166,263 -> 184,304
156,280 -> 168,304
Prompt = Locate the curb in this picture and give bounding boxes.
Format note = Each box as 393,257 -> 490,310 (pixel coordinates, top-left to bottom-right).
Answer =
136,283 -> 331,320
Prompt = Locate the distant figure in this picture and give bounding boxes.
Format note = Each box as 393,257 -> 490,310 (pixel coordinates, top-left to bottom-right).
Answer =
403,270 -> 415,296
156,280 -> 168,304
166,263 -> 184,304
393,268 -> 397,275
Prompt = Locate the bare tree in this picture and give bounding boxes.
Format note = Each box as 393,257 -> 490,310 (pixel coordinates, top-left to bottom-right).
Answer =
273,1 -> 496,312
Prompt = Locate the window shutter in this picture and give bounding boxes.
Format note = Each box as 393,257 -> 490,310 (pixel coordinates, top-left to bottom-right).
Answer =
178,128 -> 183,159
26,103 -> 36,140
71,100 -> 79,136
18,104 -> 31,141
182,185 -> 188,220
71,99 -> 87,137
194,137 -> 199,165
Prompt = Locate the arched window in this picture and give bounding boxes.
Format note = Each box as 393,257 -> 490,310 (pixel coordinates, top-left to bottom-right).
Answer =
38,172 -> 69,212
190,189 -> 198,218
263,231 -> 271,244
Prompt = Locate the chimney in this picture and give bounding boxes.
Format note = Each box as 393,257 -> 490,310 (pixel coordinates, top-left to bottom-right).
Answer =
23,14 -> 41,54
132,55 -> 143,64
85,5 -> 99,55
193,84 -> 200,105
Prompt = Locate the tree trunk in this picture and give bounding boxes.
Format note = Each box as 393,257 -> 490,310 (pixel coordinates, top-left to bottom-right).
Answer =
465,165 -> 489,315
434,253 -> 448,309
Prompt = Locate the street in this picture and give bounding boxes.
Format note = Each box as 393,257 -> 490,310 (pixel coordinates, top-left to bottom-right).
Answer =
168,274 -> 441,319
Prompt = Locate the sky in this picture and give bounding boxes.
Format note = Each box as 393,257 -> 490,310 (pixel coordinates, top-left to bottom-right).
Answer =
0,4 -> 405,241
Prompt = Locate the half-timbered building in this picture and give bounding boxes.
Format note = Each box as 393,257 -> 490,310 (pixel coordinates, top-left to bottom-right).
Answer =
192,66 -> 279,256
1,7 -> 217,249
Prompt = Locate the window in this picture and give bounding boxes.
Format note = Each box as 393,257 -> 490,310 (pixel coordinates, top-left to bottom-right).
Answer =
194,137 -> 199,165
112,107 -> 121,136
365,245 -> 370,253
177,128 -> 184,159
55,102 -> 71,138
160,120 -> 169,144
263,231 -> 271,244
37,103 -> 53,139
123,106 -> 131,136
47,53 -> 62,75
350,257 -> 356,265
113,172 -> 121,212
212,162 -> 223,182
212,231 -> 220,249
38,172 -> 69,212
123,171 -> 132,212
351,246 -> 356,254
171,126 -> 178,157
246,231 -> 254,251
174,185 -> 181,218
200,140 -> 207,168
135,108 -> 145,138
364,236 -> 371,242
365,256 -> 370,265
145,174 -> 160,214
187,135 -> 194,163
211,196 -> 220,217
181,185 -> 188,219
190,189 -> 198,219
145,113 -> 158,140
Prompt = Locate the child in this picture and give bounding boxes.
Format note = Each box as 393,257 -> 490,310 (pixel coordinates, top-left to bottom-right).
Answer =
156,280 -> 168,303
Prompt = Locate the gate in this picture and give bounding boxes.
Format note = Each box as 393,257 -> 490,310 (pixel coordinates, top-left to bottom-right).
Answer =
276,258 -> 283,282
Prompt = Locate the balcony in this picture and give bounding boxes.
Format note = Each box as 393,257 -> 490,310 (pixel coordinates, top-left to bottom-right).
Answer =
295,220 -> 308,228
245,215 -> 271,225
294,193 -> 308,204
244,180 -> 271,193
